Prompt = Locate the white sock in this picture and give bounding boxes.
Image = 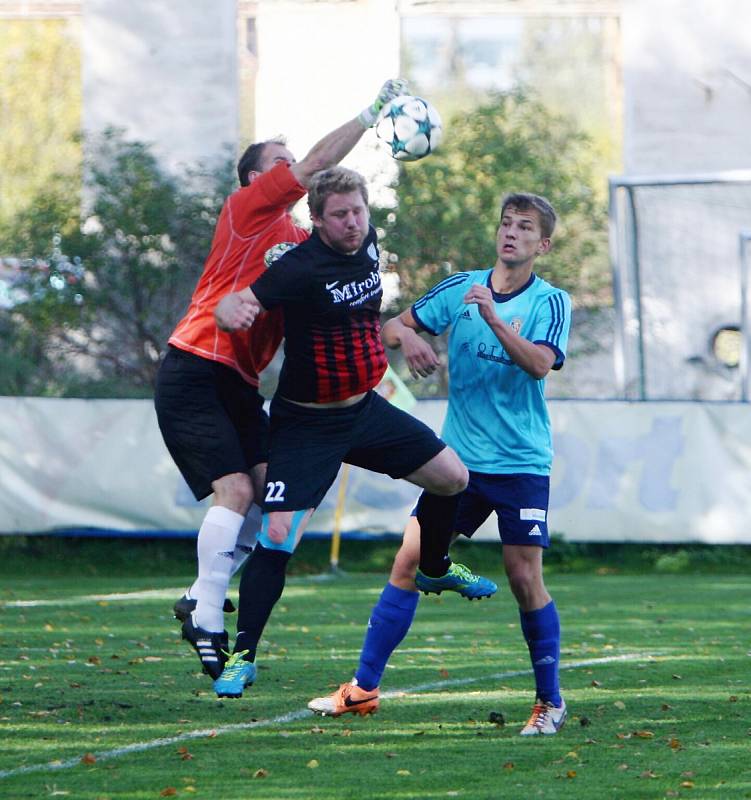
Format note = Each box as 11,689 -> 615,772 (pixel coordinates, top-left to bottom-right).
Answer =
194,505 -> 244,632
231,503 -> 261,577
187,503 -> 261,597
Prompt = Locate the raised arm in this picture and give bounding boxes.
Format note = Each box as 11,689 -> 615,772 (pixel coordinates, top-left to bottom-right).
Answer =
382,310 -> 442,379
290,79 -> 407,187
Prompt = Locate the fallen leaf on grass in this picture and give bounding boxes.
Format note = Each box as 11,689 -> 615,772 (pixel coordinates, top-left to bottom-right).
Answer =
669,738 -> 682,750
613,701 -> 626,710
640,770 -> 658,779
80,753 -> 96,765
309,726 -> 325,734
634,730 -> 654,738
439,668 -> 449,678
87,656 -> 101,666
159,789 -> 177,797
396,770 -> 411,776
729,695 -> 738,703
661,703 -> 672,711
503,762 -> 514,770
591,680 -> 602,687
253,769 -> 269,778
566,770 -> 577,779
681,781 -> 695,788
672,674 -> 682,680
579,717 -> 591,727
177,747 -> 193,761
307,759 -> 319,769
488,711 -> 505,726
386,753 -> 398,759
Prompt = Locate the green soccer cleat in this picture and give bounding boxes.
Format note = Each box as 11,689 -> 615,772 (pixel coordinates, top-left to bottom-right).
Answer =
415,562 -> 497,600
214,650 -> 256,699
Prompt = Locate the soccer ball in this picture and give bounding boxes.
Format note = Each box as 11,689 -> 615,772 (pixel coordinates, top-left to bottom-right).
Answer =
375,95 -> 442,162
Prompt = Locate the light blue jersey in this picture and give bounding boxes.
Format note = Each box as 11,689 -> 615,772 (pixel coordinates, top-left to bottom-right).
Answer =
412,269 -> 571,475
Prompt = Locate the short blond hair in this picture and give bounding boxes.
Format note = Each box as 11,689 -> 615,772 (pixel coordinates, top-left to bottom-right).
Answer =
308,166 -> 369,218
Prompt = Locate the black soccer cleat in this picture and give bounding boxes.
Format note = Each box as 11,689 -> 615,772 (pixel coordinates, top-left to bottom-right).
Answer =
173,594 -> 236,622
180,614 -> 229,681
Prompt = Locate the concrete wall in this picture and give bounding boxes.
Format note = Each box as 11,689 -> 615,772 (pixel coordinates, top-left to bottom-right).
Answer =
622,0 -> 751,174
82,0 -> 237,172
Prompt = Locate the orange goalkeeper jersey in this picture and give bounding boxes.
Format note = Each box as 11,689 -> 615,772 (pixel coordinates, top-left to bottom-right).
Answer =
168,162 -> 309,386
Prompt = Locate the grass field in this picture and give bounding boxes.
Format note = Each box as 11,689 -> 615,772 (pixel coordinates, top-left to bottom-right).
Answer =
1,549 -> 750,799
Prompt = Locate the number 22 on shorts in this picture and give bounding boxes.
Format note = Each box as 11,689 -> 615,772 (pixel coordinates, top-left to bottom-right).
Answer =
265,480 -> 286,503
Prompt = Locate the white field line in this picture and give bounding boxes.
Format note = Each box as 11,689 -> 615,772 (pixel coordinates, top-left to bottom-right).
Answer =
0,652 -> 655,780
3,588 -> 190,607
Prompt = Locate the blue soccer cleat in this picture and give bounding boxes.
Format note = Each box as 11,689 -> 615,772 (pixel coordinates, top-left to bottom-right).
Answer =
415,562 -> 497,600
214,650 -> 256,699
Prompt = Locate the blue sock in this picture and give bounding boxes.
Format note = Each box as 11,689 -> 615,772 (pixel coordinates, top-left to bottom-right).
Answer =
354,582 -> 419,691
519,600 -> 561,706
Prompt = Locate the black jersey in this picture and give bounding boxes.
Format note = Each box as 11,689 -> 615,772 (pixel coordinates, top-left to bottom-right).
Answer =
251,226 -> 388,403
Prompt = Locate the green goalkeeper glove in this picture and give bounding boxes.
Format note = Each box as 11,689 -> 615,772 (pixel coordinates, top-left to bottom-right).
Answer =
357,78 -> 408,128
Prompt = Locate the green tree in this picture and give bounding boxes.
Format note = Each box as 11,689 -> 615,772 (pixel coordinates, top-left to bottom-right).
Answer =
373,90 -> 608,394
2,130 -> 234,397
0,19 -> 82,229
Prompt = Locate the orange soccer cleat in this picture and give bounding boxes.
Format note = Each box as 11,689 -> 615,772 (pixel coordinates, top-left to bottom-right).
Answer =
308,680 -> 380,717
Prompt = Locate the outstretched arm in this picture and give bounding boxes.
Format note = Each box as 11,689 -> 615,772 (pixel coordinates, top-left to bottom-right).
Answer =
215,287 -> 265,332
382,310 -> 441,379
290,78 -> 407,187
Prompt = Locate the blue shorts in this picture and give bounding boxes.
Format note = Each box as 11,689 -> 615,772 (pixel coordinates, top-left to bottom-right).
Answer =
412,471 -> 551,548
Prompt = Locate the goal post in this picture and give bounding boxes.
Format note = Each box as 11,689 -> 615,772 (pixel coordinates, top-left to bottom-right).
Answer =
609,170 -> 751,401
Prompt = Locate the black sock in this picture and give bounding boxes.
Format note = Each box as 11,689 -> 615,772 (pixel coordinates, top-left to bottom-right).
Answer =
234,544 -> 292,662
416,491 -> 461,577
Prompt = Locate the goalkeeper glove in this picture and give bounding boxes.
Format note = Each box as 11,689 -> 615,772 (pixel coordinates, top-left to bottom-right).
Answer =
357,78 -> 408,128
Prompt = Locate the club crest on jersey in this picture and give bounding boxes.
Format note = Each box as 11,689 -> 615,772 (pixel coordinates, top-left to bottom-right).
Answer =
367,242 -> 379,263
328,270 -> 381,304
511,317 -> 523,333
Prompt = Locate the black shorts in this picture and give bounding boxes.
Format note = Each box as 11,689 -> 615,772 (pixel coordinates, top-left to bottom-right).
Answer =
262,391 -> 446,512
154,346 -> 270,501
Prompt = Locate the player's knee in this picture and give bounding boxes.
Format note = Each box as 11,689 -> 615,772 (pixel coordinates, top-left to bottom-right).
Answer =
506,567 -> 539,605
212,472 -> 253,514
267,520 -> 291,545
437,461 -> 468,496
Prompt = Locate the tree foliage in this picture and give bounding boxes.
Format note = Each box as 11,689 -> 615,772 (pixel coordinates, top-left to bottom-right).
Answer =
370,90 -> 609,395
373,90 -> 608,311
0,19 -> 81,229
1,131 -> 233,397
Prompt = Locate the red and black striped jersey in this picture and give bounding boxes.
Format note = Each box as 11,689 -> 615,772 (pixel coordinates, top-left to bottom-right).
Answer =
251,226 -> 387,403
